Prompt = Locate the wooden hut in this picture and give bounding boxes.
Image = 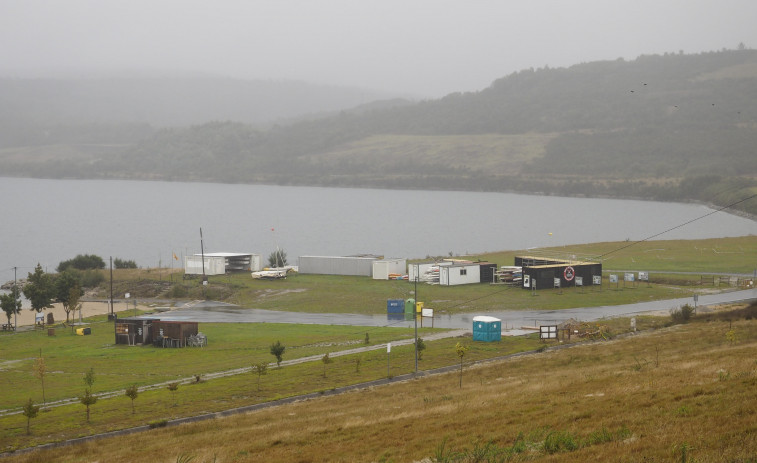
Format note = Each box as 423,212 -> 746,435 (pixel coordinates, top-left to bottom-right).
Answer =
114,317 -> 153,345
152,321 -> 199,348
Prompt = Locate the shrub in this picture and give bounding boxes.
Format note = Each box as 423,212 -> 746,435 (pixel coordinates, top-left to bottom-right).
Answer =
148,419 -> 168,428
114,258 -> 137,269
77,269 -> 106,288
168,284 -> 188,298
543,430 -> 579,454
670,304 -> 695,324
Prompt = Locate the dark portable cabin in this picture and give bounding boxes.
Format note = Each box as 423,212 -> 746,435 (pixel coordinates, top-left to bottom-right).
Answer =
152,321 -> 199,348
114,317 -> 153,345
472,316 -> 501,342
478,262 -> 498,283
516,255 -> 602,290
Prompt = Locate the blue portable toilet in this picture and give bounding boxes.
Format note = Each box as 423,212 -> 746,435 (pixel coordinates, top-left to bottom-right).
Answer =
472,316 -> 501,342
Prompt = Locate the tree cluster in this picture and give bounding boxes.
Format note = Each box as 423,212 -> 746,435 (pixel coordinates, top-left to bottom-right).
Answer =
57,254 -> 105,272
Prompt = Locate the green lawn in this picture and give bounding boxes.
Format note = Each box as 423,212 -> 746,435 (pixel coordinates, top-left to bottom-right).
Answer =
0,321 -> 440,411
0,317 -> 541,451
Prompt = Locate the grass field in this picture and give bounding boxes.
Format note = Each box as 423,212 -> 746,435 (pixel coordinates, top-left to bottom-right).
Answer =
462,236 -> 757,275
3,305 -> 755,462
0,318 -> 541,452
0,321 -> 443,410
101,237 -> 757,316
1,237 -> 755,459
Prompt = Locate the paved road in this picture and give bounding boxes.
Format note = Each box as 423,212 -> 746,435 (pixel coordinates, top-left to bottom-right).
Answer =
140,287 -> 757,331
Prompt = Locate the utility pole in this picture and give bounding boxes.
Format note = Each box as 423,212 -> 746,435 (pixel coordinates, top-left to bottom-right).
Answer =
200,227 -> 207,293
414,264 -> 419,374
13,266 -> 17,333
109,257 -> 114,319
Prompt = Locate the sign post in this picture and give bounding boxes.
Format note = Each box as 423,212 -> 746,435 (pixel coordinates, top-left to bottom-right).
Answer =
593,275 -> 602,292
387,342 -> 391,379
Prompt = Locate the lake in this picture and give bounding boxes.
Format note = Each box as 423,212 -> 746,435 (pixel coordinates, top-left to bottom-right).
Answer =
0,177 -> 755,282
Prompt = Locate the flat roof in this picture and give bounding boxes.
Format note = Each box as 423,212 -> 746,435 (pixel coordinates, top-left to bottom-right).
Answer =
194,252 -> 258,257
517,255 -> 599,267
300,255 -> 380,260
473,316 -> 501,322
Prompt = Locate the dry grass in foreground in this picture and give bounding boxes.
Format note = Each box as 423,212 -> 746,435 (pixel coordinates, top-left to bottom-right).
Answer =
6,312 -> 757,463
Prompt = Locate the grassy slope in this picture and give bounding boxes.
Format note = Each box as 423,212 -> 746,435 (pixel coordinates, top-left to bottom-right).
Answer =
302,133 -> 554,173
3,311 -> 755,462
463,236 -> 757,274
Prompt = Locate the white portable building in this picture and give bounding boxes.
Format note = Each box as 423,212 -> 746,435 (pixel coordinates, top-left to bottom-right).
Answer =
299,255 -> 379,276
407,262 -> 438,282
372,258 -> 407,280
184,255 -> 226,276
186,253 -> 262,274
439,263 -> 481,286
200,253 -> 262,272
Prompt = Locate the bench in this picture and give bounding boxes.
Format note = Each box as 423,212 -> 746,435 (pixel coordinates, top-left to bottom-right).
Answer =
1,324 -> 15,331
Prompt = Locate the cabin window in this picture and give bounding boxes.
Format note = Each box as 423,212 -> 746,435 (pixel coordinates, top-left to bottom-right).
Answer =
460,269 -> 467,276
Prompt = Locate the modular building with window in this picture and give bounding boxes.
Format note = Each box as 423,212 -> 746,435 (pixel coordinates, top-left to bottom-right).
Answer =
439,263 -> 481,286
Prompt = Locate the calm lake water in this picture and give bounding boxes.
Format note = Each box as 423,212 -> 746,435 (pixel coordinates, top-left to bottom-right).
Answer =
1,177 -> 755,283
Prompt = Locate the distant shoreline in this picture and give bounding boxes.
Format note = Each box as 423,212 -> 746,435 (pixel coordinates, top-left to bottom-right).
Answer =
3,174 -> 757,222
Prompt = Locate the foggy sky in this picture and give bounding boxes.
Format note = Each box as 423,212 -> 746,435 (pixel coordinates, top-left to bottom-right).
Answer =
2,0 -> 757,97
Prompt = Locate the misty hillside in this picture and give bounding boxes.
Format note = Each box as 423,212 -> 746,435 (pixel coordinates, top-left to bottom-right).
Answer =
2,49 -> 757,215
0,74 -> 400,134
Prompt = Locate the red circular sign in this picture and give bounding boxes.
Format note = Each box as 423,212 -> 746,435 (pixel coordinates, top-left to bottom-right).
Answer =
564,266 -> 575,281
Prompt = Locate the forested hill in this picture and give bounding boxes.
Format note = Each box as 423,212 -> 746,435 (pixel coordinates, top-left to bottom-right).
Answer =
2,49 -> 757,216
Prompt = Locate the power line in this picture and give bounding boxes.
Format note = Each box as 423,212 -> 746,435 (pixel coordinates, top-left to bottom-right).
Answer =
598,192 -> 757,259
399,192 -> 757,315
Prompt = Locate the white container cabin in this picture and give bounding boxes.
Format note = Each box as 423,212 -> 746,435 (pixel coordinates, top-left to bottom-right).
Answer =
439,263 -> 481,286
372,258 -> 407,280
